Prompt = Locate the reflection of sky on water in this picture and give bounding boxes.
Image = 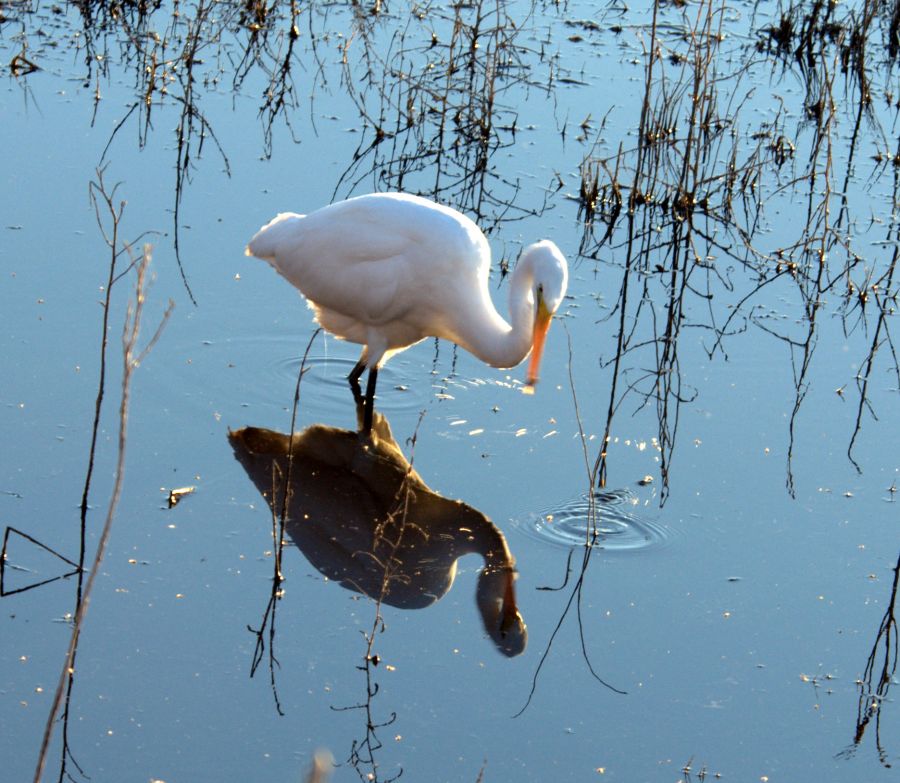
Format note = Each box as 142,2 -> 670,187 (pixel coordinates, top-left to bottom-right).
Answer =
1,2 -> 899,781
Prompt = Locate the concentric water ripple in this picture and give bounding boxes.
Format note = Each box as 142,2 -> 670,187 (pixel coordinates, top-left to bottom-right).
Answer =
269,353 -> 427,417
513,488 -> 672,553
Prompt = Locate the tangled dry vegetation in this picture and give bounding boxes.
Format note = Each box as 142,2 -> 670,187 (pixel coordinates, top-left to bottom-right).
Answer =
575,0 -> 900,498
2,0 -> 898,497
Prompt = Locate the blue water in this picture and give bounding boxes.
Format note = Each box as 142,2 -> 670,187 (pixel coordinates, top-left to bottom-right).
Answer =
2,2 -> 899,781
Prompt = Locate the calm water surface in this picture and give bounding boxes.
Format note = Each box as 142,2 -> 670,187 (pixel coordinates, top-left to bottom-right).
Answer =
2,2 -> 899,781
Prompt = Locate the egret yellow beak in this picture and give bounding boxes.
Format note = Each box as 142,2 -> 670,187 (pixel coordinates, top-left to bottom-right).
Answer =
525,295 -> 553,390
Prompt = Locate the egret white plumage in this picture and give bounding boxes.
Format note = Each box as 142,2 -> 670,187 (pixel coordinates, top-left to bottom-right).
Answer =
246,192 -> 568,432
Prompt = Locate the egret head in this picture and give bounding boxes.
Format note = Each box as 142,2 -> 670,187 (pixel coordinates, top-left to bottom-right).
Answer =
476,563 -> 528,657
521,240 -> 568,388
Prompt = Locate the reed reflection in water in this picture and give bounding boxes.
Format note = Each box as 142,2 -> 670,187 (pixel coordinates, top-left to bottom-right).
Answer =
229,413 -> 527,657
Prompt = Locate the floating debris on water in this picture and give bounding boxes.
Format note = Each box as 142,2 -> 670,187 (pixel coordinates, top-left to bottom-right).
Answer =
166,486 -> 196,509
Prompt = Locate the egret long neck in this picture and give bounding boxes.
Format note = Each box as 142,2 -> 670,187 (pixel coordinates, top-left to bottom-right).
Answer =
451,265 -> 535,370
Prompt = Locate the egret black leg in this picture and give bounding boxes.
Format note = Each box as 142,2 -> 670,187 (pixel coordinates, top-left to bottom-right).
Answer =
348,359 -> 366,405
362,367 -> 378,434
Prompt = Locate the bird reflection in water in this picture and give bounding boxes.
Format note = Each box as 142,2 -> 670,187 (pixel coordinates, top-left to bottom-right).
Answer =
228,413 -> 527,656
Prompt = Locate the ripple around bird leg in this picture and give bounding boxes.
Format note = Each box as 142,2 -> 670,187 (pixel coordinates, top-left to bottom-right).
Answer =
514,489 -> 671,553
270,354 -> 426,416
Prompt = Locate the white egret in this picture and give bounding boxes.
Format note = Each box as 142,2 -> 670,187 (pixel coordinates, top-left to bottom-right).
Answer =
246,192 -> 568,432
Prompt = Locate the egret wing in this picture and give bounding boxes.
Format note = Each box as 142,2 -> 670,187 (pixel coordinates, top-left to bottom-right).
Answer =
255,195 -> 483,319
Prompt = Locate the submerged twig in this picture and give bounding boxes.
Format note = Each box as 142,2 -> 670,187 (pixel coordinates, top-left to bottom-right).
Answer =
33,246 -> 172,783
516,324 -> 626,717
838,548 -> 900,766
332,411 -> 428,783
0,528 -> 80,597
247,327 -> 321,716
